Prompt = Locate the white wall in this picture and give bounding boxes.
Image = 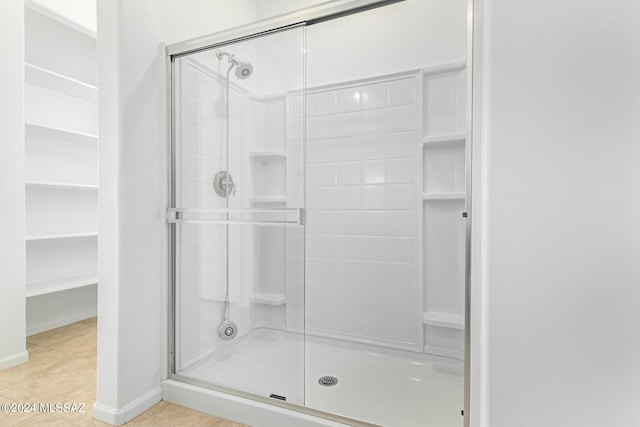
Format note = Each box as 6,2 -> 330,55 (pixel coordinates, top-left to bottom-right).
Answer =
479,0 -> 640,426
306,0 -> 467,88
303,75 -> 421,348
149,0 -> 257,45
255,0 -> 467,95
255,0 -> 331,20
0,0 -> 27,371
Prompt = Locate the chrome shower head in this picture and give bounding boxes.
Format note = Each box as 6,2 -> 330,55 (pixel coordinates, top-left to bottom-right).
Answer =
234,61 -> 253,79
216,49 -> 254,80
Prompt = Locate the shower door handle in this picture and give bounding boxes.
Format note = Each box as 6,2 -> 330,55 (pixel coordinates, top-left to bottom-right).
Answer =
167,207 -> 306,227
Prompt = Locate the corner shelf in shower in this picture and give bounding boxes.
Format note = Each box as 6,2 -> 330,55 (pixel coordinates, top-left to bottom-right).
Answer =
421,192 -> 465,201
422,311 -> 465,330
249,196 -> 287,205
250,293 -> 286,306
249,150 -> 287,159
26,274 -> 98,298
422,134 -> 466,147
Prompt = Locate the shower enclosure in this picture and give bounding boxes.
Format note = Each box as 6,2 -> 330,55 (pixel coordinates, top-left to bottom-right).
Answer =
167,2 -> 469,426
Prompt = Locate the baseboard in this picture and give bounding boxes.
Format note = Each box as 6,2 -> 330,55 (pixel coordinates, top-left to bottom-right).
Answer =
0,350 -> 29,371
26,308 -> 97,336
93,386 -> 162,426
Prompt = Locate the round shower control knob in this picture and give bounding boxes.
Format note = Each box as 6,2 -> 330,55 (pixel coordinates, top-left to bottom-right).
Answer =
218,320 -> 238,340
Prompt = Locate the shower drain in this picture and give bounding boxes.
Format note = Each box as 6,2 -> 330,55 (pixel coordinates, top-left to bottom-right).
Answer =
318,376 -> 338,387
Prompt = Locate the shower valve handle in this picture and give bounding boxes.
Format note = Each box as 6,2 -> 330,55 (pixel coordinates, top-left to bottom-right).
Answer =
213,171 -> 236,197
222,177 -> 236,195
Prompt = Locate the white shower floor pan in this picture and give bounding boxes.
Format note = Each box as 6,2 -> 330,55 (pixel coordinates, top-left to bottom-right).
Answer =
179,328 -> 463,427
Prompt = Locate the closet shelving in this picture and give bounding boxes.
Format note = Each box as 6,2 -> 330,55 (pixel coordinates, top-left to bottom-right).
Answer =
24,6 -> 99,303
25,122 -> 98,145
26,274 -> 98,299
26,181 -> 99,191
26,232 -> 99,241
25,63 -> 98,103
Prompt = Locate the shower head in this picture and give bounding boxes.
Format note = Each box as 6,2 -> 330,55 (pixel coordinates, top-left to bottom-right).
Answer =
234,61 -> 253,79
216,49 -> 254,80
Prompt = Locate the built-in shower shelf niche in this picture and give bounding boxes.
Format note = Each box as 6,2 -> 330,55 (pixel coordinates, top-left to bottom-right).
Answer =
422,134 -> 466,147
422,311 -> 464,330
423,344 -> 464,362
26,274 -> 97,298
250,293 -> 287,306
249,150 -> 287,160
423,139 -> 465,195
422,64 -> 466,138
249,196 -> 287,205
421,192 -> 465,201
249,154 -> 287,198
418,61 -> 467,359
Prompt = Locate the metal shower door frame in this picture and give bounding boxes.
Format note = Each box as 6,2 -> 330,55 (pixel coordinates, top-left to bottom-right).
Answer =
165,0 -> 476,426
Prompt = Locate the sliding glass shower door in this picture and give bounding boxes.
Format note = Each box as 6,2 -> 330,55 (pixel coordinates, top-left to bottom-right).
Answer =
169,26 -> 306,404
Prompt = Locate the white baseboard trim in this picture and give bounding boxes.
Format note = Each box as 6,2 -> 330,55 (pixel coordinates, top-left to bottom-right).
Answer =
0,350 -> 29,371
27,308 -> 97,336
93,386 -> 162,426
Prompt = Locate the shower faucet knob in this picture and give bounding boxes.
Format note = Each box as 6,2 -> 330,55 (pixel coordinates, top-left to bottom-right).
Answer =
213,170 -> 236,197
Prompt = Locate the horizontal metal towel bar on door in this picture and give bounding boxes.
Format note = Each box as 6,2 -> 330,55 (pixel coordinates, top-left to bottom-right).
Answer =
167,207 -> 305,226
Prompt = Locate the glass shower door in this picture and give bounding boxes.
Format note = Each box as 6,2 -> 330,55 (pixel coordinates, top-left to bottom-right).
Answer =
169,26 -> 306,404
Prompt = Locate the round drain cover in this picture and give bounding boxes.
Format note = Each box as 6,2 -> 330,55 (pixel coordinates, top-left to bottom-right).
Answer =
318,376 -> 338,387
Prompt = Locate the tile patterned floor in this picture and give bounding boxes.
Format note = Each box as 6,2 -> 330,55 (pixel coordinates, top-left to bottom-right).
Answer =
0,318 -> 247,426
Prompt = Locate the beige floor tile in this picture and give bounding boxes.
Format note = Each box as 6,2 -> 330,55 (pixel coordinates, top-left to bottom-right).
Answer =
0,347 -> 63,391
2,318 -> 244,427
1,356 -> 96,403
127,401 -> 247,426
28,326 -> 97,356
0,398 -> 40,427
125,400 -> 171,421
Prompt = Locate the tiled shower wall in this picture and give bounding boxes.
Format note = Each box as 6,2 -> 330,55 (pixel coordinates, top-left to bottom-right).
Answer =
302,74 -> 420,348
175,57 -> 466,361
